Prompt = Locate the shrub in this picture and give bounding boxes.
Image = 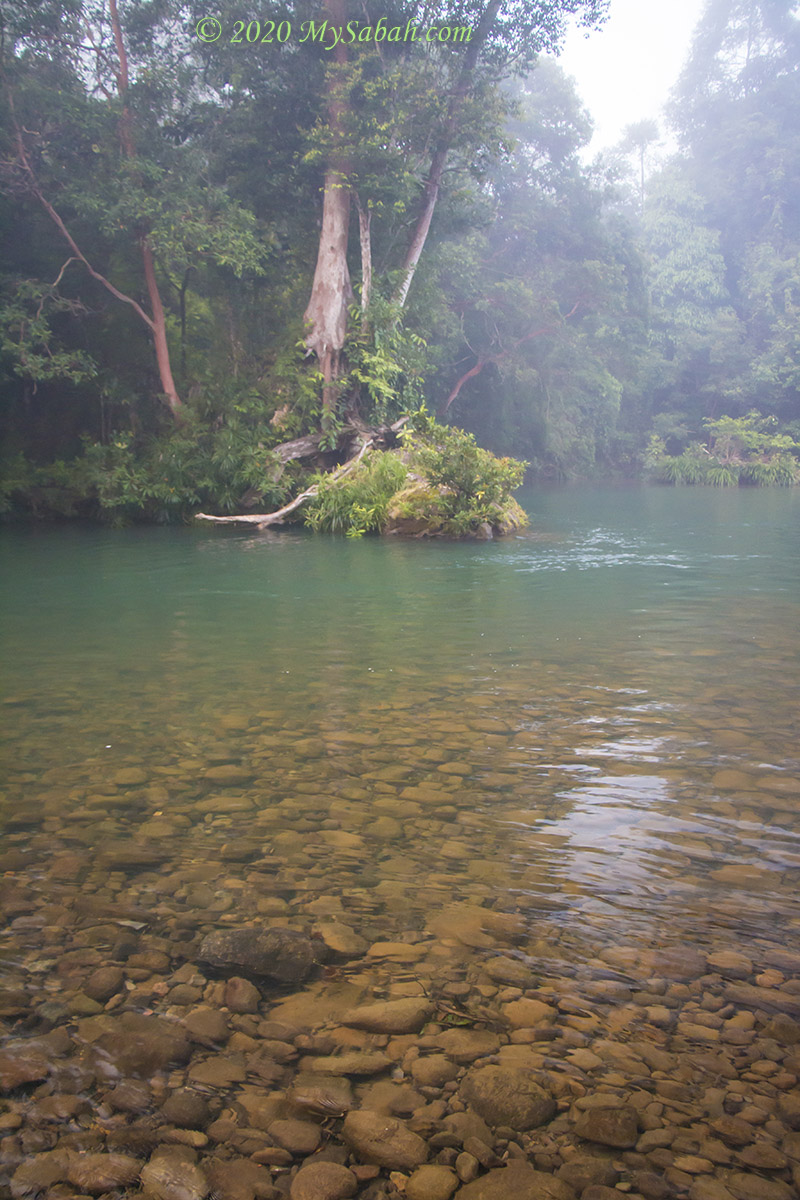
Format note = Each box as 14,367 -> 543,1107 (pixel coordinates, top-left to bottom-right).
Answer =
304,450 -> 408,536
403,418 -> 527,534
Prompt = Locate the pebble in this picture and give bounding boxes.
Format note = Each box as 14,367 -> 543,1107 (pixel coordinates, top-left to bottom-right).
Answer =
341,1109 -> 429,1169
573,1105 -> 639,1148
6,652 -> 800,1200
197,926 -> 314,984
341,998 -> 434,1034
289,1162 -> 358,1200
140,1157 -> 209,1200
405,1164 -> 459,1200
459,1066 -> 557,1130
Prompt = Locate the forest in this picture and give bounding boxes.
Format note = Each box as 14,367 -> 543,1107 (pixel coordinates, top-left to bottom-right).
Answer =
1,0 -> 799,523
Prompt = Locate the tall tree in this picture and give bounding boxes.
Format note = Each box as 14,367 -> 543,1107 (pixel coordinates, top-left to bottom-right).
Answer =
1,0 -> 265,418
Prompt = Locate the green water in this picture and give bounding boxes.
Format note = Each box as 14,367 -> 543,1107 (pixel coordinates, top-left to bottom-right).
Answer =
2,484 -> 800,967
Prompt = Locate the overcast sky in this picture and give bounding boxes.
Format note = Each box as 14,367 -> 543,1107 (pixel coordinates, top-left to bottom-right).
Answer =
554,0 -> 707,155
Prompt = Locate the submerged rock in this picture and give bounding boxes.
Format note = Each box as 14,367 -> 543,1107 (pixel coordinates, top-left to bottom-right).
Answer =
574,1105 -> 639,1148
140,1157 -> 209,1200
454,1162 -> 575,1200
342,1109 -> 429,1169
341,998 -> 434,1034
459,1065 -> 556,1130
197,926 -> 315,984
290,1162 -> 358,1200
67,1153 -> 141,1194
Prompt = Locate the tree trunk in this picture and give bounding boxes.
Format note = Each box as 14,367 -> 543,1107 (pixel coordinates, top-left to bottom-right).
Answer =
108,0 -> 181,415
394,0 -> 502,309
141,237 -> 181,414
355,194 -> 372,315
303,0 -> 352,425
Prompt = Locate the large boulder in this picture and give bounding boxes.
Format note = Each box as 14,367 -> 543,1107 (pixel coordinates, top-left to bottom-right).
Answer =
197,926 -> 314,984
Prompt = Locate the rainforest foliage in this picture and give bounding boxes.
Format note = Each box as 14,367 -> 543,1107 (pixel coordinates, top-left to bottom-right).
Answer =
1,0 -> 799,521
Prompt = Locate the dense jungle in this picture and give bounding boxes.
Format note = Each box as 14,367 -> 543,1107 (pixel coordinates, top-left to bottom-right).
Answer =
1,0 -> 799,524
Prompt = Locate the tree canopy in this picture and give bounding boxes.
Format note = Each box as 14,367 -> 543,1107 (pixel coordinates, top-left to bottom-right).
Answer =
1,0 -> 799,521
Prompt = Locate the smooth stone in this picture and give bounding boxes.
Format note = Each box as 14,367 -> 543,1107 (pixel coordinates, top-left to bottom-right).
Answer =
437,1029 -> 500,1064
114,767 -> 148,785
453,1161 -> 575,1199
777,1094 -> 800,1130
341,998 -> 434,1034
459,1066 -> 556,1130
726,1173 -> 794,1200
204,1158 -> 275,1200
161,1090 -> 211,1129
557,1157 -> 619,1192
482,957 -> 533,986
268,1118 -> 322,1155
442,1112 -> 494,1146
188,1054 -> 246,1087
140,1157 -> 209,1200
0,1047 -> 50,1090
290,1162 -> 357,1200
288,1073 -> 353,1115
66,1153 -> 141,1193
105,1079 -> 152,1114
725,984 -> 800,1019
308,1052 -> 393,1076
406,1164 -> 459,1200
225,976 -> 261,1014
574,1105 -> 639,1148
501,998 -> 556,1028
84,966 -> 125,1002
411,1054 -> 460,1087
198,926 -> 314,984
341,1109 -> 428,1169
204,764 -> 253,783
10,1151 -> 71,1197
315,921 -> 368,957
707,951 -> 753,979
95,1014 -> 190,1077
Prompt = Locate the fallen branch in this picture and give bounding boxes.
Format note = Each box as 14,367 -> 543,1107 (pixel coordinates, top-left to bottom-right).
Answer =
197,437 -> 374,528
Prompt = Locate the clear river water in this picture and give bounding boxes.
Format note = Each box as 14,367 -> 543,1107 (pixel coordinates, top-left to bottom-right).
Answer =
2,484 -> 800,1198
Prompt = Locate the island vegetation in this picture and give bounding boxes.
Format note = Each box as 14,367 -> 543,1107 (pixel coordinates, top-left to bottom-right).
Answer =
1,0 -> 799,527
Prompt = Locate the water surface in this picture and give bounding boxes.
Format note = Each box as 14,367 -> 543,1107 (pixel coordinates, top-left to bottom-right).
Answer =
3,485 -> 800,967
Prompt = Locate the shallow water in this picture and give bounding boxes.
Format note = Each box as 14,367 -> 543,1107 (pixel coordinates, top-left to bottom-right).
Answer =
2,484 -> 800,1192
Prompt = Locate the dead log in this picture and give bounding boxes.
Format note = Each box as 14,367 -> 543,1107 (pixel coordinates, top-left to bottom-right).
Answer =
197,437 -> 375,529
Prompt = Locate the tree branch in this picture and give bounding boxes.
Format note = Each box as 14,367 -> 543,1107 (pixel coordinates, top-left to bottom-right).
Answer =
440,299 -> 583,414
8,96 -> 156,331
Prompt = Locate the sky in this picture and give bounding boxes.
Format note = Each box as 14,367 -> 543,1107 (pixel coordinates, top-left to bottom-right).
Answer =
554,0 -> 707,156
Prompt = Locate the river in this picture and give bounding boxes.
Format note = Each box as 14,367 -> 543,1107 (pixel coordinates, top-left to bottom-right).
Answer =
2,484 -> 800,1197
